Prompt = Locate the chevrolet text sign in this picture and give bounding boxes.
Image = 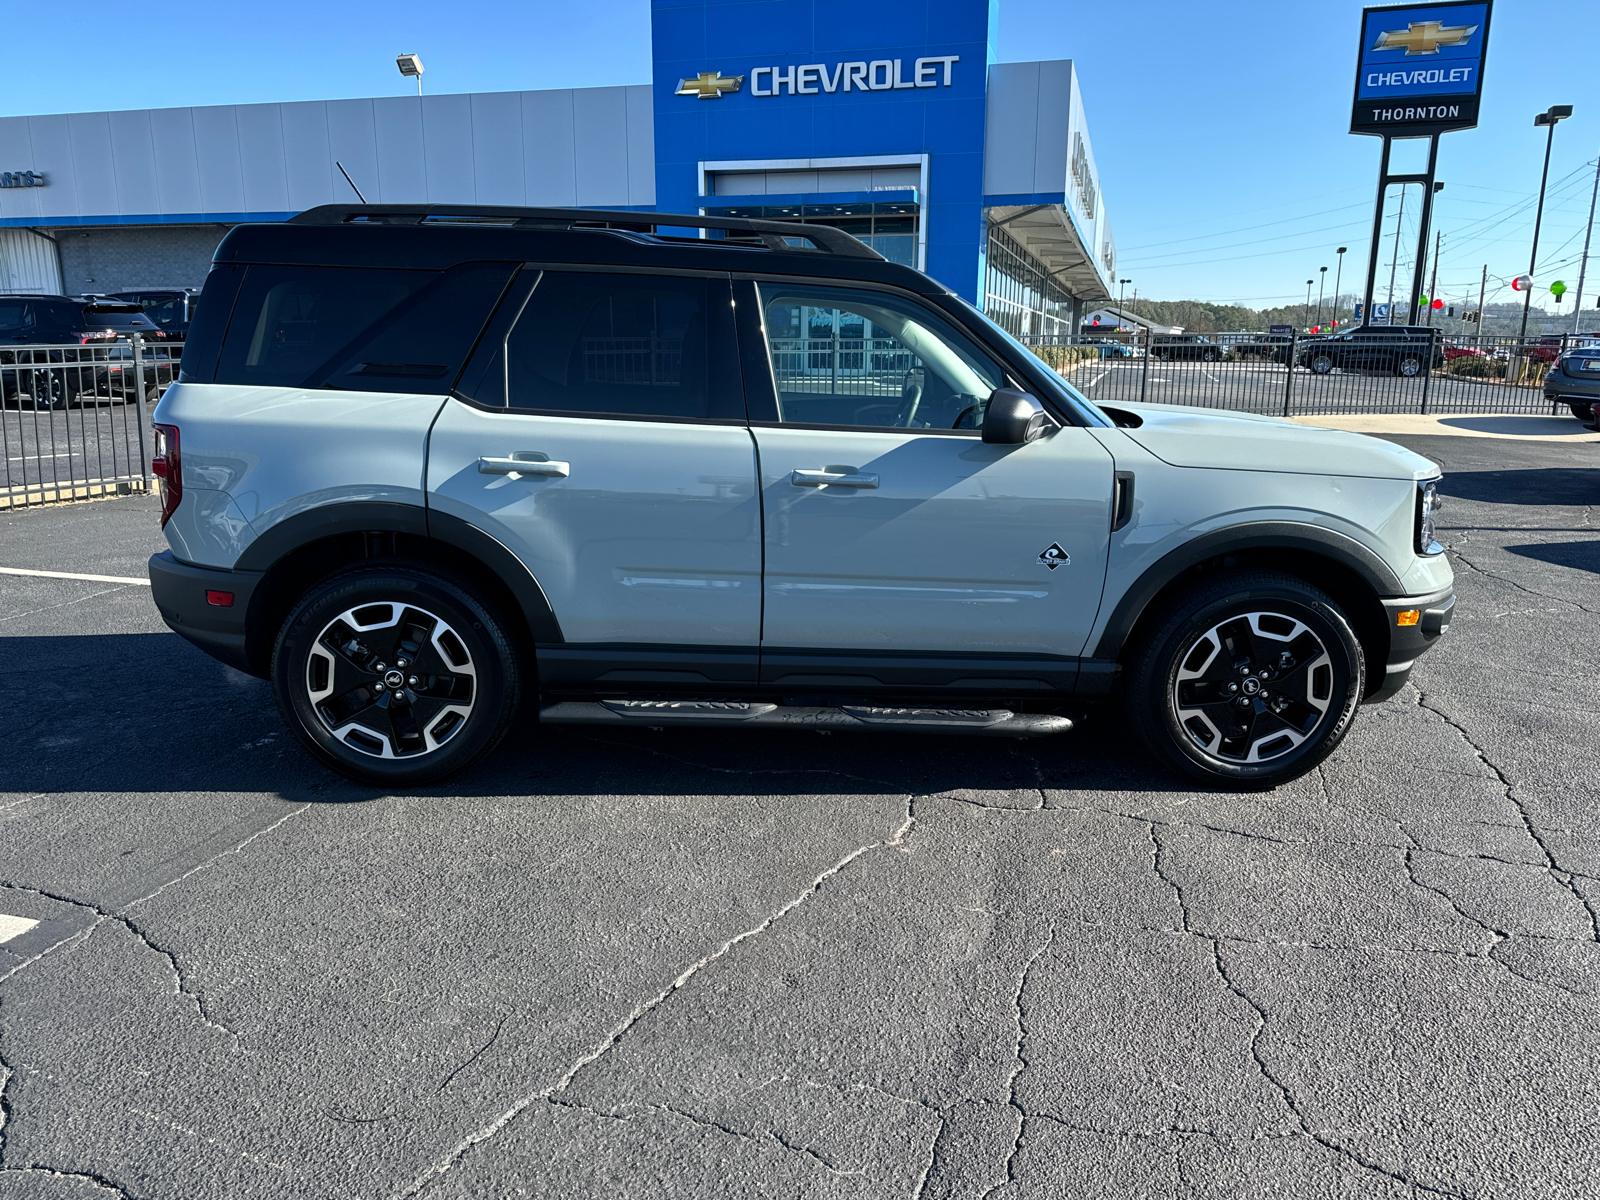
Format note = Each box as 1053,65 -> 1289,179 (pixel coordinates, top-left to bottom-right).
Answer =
1351,1 -> 1490,135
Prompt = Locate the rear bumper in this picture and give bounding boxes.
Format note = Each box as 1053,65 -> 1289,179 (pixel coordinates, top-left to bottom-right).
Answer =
1365,585 -> 1455,704
148,550 -> 264,676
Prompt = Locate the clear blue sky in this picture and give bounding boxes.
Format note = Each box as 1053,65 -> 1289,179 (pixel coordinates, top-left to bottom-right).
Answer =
1,0 -> 1593,313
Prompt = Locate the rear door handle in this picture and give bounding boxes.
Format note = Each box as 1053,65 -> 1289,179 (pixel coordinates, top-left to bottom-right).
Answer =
478,455 -> 570,478
791,469 -> 878,488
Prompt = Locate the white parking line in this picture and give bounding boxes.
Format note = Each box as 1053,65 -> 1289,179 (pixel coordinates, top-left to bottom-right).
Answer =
0,567 -> 151,586
1087,370 -> 1109,388
0,913 -> 40,944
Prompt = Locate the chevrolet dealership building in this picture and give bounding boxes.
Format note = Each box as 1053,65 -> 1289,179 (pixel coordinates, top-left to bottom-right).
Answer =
0,0 -> 1115,334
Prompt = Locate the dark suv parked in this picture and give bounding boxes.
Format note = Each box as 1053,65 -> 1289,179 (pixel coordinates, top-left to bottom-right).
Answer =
1149,333 -> 1222,362
1296,325 -> 1444,377
0,295 -> 172,407
110,288 -> 201,336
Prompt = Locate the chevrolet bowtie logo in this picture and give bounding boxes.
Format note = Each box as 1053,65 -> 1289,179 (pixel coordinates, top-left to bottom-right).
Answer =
676,71 -> 744,99
1371,20 -> 1478,55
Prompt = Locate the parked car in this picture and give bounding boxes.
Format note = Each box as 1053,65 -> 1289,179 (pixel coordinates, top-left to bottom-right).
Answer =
1296,325 -> 1445,377
148,203 -> 1454,791
109,288 -> 201,337
1086,338 -> 1136,359
1442,340 -> 1486,361
1150,334 -> 1223,362
1233,333 -> 1292,363
1,295 -> 171,406
1544,345 -> 1600,421
1520,335 -> 1566,365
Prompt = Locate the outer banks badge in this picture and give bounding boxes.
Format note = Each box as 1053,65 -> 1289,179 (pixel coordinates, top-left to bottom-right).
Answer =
1038,543 -> 1070,570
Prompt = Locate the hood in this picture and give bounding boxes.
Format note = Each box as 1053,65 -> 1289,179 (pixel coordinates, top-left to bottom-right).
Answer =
1101,402 -> 1440,480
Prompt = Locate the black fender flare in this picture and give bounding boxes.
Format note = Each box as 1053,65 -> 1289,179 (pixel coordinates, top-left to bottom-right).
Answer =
235,500 -> 564,645
1088,521 -> 1403,662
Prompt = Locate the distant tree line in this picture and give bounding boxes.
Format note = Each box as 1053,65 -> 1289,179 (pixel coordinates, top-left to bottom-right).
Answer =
1118,295 -> 1598,337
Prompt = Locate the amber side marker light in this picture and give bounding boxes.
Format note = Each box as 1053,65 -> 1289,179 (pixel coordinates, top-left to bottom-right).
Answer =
1396,610 -> 1421,627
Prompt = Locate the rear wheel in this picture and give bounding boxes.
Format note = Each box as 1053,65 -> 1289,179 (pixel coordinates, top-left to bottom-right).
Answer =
1396,354 -> 1424,378
1567,402 -> 1593,422
1309,353 -> 1335,375
1126,572 -> 1365,789
272,566 -> 522,786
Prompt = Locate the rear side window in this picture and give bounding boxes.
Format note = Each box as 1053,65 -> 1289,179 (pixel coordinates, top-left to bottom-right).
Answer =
216,266 -> 430,388
490,271 -> 741,421
178,266 -> 243,383
213,263 -> 513,392
0,300 -> 33,333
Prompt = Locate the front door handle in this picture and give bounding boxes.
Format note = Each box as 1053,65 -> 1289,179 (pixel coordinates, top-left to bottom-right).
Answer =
791,468 -> 878,488
478,455 -> 570,478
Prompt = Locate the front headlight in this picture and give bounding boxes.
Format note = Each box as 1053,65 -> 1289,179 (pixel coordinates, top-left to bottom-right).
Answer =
1416,477 -> 1444,555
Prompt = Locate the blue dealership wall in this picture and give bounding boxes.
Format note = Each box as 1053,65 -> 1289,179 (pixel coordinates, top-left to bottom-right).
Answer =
651,0 -> 999,301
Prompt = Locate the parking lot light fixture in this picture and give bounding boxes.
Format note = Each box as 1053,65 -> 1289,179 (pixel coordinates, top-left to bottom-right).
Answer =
397,53 -> 425,96
1305,280 -> 1314,330
1333,248 -> 1347,326
1316,266 -> 1328,329
1519,104 -> 1573,348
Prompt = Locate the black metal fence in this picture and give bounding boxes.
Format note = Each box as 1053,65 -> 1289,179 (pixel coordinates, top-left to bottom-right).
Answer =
1,336 -> 179,509
1023,329 -> 1593,418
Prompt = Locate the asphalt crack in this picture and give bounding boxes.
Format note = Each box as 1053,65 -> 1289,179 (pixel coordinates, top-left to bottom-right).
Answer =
0,1165 -> 135,1198
982,920 -> 1057,1200
1415,692 -> 1600,945
0,882 -> 236,1041
435,1014 -> 508,1095
1447,546 -> 1600,616
396,802 -> 922,1198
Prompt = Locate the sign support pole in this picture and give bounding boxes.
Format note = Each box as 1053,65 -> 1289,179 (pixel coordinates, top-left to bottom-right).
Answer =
1360,137 -> 1392,327
1408,135 -> 1442,323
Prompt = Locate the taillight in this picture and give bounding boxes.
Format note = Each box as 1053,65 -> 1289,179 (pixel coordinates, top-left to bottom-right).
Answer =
152,423 -> 181,527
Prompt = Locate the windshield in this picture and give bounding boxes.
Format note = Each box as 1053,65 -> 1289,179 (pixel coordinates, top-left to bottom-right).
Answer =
945,294 -> 1113,427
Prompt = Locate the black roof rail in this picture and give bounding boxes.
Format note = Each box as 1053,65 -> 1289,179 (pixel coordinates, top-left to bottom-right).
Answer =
286,204 -> 886,261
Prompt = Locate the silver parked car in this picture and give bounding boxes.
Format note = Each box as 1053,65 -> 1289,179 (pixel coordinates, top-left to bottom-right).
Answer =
148,205 -> 1454,790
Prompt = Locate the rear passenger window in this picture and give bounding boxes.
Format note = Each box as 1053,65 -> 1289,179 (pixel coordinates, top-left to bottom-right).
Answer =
497,272 -> 741,421
216,266 -> 430,388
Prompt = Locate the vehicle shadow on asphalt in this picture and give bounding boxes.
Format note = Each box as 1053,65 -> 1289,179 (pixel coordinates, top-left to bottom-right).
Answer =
1,632 -> 1186,801
1504,540 -> 1600,575
1438,468 -> 1599,506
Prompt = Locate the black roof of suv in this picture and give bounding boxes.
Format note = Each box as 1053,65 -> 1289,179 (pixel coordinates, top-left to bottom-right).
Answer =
214,204 -> 937,293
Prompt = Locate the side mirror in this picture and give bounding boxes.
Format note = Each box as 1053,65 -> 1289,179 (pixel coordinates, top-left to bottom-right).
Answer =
982,388 -> 1049,445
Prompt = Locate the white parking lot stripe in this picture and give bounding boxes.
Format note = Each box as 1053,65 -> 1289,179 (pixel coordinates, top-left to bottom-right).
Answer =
0,914 -> 40,944
0,567 -> 151,586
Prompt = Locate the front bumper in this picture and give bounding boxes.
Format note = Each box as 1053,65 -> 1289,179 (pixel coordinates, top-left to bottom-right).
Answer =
148,551 -> 264,676
1366,585 -> 1455,703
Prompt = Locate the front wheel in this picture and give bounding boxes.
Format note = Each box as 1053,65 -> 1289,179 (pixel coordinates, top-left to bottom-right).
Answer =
272,567 -> 522,786
1396,354 -> 1423,378
1309,353 -> 1335,375
1125,572 -> 1365,789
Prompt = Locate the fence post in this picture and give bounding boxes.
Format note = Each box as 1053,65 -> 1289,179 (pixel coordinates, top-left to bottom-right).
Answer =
1139,330 -> 1152,404
1281,332 -> 1298,417
131,335 -> 152,486
1419,336 -> 1435,415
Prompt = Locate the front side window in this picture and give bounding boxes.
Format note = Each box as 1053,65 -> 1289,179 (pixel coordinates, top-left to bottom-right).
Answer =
757,283 -> 1004,430
501,271 -> 738,421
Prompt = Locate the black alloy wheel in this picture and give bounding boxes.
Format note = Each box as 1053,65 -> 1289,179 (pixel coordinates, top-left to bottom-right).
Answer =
273,567 -> 521,786
1126,572 -> 1365,789
1204,349 -> 1221,363
1396,354 -> 1424,378
1309,353 -> 1335,375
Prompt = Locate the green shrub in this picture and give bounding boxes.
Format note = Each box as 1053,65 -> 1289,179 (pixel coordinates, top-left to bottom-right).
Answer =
1445,355 -> 1505,379
1028,344 -> 1101,373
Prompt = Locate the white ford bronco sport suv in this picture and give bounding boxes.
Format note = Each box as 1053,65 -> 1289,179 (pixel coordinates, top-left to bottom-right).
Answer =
148,205 -> 1454,790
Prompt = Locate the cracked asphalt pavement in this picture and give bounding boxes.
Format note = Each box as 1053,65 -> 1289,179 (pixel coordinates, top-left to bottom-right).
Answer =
1,432 -> 1597,1199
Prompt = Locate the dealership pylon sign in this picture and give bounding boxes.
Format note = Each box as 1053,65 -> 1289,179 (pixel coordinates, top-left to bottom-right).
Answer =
1351,0 -> 1491,137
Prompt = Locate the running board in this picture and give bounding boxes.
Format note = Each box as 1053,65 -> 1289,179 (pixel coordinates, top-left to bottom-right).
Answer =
538,699 -> 1072,738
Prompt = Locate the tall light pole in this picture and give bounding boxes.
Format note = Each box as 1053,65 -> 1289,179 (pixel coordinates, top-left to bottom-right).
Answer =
1304,280 -> 1314,330
1315,266 -> 1328,328
1332,247 -> 1347,326
1519,104 -> 1574,348
1572,150 -> 1600,334
1385,186 -> 1407,324
1118,278 -> 1130,328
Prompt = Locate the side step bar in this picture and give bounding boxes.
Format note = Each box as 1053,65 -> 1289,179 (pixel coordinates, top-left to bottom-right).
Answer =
539,699 -> 1072,738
